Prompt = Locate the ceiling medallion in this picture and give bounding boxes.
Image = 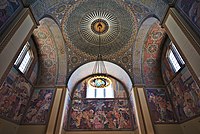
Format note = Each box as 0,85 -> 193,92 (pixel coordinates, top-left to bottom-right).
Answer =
88,76 -> 112,88
79,10 -> 119,46
62,0 -> 138,57
91,19 -> 109,35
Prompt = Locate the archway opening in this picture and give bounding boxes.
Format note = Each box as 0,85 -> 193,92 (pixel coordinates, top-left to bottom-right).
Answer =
62,61 -> 138,132
66,75 -> 136,130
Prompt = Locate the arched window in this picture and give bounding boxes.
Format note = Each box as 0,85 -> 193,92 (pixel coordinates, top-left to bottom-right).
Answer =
68,76 -> 134,130
14,42 -> 34,73
86,77 -> 114,98
167,42 -> 185,73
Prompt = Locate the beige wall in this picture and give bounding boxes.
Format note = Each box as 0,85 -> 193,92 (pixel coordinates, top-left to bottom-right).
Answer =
154,124 -> 182,134
0,118 -> 18,134
181,117 -> 200,134
154,117 -> 200,134
62,130 -> 138,134
17,125 -> 46,134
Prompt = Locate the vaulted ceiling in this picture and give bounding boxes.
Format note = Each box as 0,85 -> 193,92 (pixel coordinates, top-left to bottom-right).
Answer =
29,0 -> 169,85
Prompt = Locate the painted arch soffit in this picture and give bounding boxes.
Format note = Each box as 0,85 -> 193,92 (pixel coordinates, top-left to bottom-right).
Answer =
67,61 -> 133,96
33,18 -> 67,86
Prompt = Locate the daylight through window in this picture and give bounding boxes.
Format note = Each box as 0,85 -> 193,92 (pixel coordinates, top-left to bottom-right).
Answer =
14,42 -> 33,73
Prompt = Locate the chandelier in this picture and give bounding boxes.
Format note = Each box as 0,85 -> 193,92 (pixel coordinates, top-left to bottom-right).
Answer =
88,19 -> 112,88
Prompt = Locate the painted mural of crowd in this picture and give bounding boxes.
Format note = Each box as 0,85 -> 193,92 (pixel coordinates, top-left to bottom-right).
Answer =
0,0 -> 22,30
146,88 -> 177,123
177,0 -> 200,29
22,88 -> 54,124
168,67 -> 200,121
69,99 -> 133,130
0,67 -> 32,123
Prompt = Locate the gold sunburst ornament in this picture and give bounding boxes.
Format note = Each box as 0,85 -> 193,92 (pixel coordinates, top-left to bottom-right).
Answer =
88,18 -> 111,88
88,76 -> 112,88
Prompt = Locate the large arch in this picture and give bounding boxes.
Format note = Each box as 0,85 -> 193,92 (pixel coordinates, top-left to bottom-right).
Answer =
133,17 -> 166,85
67,61 -> 133,95
33,17 -> 67,86
62,61 -> 139,133
133,17 -> 158,84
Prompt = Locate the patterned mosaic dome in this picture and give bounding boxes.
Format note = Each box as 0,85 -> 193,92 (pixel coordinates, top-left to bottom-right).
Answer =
61,0 -> 138,57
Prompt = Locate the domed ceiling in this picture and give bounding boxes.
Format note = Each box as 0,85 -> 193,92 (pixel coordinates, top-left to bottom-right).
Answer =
30,0 -> 168,83
61,0 -> 137,57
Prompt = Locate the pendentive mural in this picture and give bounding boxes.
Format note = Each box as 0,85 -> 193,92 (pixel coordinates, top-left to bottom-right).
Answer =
0,67 -> 32,123
146,88 -> 177,123
167,67 -> 200,122
176,0 -> 200,34
22,88 -> 55,124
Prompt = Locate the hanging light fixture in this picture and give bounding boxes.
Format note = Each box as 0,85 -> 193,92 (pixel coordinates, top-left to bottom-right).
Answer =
88,19 -> 112,88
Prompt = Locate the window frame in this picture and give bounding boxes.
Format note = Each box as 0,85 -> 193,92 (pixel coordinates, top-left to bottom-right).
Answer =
86,84 -> 114,98
167,42 -> 185,73
14,42 -> 34,74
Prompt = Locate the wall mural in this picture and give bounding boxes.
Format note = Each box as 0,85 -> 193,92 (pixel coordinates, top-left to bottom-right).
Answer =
167,67 -> 200,122
0,0 -> 22,32
161,40 -> 177,84
146,88 -> 177,123
176,0 -> 200,34
0,67 -> 32,123
22,88 -> 55,124
64,78 -> 136,130
161,57 -> 175,84
68,99 -> 133,130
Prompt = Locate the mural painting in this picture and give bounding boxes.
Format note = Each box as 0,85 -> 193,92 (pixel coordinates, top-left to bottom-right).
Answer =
0,67 -> 32,123
69,99 -> 133,130
168,67 -> 200,122
22,88 -> 55,124
0,0 -> 22,32
176,0 -> 200,33
29,61 -> 38,85
161,57 -> 175,84
146,88 -> 177,123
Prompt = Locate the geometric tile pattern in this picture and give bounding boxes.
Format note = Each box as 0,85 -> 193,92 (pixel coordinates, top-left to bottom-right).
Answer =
142,22 -> 166,85
33,19 -> 58,86
33,18 -> 67,86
